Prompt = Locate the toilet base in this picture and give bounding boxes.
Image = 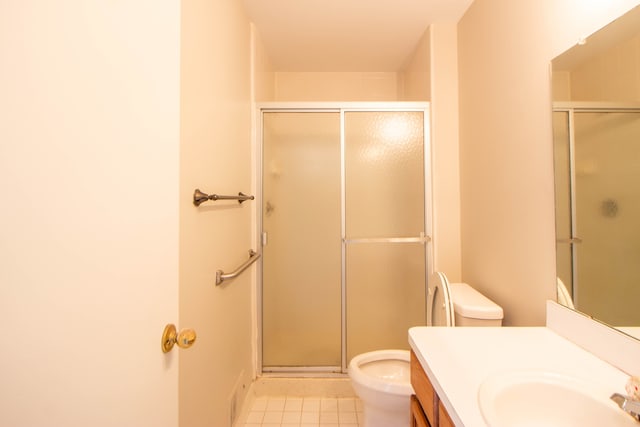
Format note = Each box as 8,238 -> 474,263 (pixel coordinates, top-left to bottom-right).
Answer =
361,397 -> 411,427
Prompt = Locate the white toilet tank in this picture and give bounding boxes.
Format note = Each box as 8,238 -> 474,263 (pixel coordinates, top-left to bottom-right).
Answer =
449,283 -> 503,326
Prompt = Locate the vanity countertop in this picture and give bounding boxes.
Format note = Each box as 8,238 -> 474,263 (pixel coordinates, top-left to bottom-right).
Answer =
409,326 -> 631,427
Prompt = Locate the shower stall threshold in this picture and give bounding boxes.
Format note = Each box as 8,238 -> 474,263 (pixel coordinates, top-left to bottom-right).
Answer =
252,376 -> 356,398
235,376 -> 359,425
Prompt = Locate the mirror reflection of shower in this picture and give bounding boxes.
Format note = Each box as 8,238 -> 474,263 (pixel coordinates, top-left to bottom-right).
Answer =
553,107 -> 640,326
551,3 -> 640,329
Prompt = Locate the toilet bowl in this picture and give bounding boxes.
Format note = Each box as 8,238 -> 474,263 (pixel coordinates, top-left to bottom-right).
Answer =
349,272 -> 504,427
348,349 -> 413,427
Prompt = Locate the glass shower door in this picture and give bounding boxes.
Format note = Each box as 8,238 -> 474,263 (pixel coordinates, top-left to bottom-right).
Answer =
261,107 -> 429,372
344,111 -> 426,362
262,112 -> 342,369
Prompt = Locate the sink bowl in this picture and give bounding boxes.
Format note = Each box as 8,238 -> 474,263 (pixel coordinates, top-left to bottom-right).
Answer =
478,371 -> 637,427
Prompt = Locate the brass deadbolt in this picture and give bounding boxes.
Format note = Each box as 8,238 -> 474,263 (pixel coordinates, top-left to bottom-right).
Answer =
161,324 -> 197,353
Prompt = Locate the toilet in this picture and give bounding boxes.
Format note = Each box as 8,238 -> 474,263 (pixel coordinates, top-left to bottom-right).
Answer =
348,350 -> 413,427
348,272 -> 504,427
449,282 -> 504,326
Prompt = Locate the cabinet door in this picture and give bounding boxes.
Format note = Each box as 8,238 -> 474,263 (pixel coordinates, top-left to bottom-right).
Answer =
438,401 -> 455,427
411,350 -> 436,423
411,395 -> 431,427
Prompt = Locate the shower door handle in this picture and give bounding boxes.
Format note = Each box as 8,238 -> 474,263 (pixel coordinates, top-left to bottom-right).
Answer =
344,233 -> 431,244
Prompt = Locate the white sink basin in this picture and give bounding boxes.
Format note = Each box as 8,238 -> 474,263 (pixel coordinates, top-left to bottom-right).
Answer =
478,371 -> 637,427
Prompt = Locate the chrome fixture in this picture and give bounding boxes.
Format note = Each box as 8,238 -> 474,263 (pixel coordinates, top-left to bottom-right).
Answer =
610,393 -> 640,421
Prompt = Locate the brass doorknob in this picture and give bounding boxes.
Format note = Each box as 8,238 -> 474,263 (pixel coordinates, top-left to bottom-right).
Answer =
177,328 -> 196,348
161,324 -> 197,353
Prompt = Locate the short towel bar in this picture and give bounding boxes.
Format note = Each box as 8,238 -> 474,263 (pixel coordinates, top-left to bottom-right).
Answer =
216,250 -> 261,286
193,188 -> 254,206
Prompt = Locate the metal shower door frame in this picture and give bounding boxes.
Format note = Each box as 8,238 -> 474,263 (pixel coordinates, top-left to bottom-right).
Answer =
256,102 -> 433,375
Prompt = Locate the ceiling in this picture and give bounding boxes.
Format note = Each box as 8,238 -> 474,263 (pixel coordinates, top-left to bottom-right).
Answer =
242,0 -> 474,72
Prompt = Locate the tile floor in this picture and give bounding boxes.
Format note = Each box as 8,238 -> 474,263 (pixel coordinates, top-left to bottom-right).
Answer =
236,395 -> 364,427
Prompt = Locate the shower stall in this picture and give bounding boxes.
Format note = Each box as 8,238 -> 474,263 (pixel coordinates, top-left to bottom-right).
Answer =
258,103 -> 431,374
553,104 -> 640,326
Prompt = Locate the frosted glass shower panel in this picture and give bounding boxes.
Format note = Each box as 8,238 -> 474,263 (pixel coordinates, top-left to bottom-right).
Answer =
346,243 -> 426,361
262,112 -> 342,368
574,112 -> 640,325
344,112 -> 425,238
343,110 -> 426,362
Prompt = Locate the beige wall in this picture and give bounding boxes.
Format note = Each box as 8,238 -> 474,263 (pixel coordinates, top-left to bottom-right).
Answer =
458,0 -> 640,326
274,72 -> 399,101
251,25 -> 276,102
180,1 -> 253,426
0,1 -> 180,425
429,24 -> 462,282
398,28 -> 431,101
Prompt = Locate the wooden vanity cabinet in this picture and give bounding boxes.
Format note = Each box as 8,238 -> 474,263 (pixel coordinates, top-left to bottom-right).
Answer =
438,401 -> 455,427
410,395 -> 430,427
410,350 -> 456,427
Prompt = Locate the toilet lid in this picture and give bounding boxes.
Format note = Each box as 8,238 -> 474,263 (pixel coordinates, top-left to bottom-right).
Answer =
427,271 -> 455,326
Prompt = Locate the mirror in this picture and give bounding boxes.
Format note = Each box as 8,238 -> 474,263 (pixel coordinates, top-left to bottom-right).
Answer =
552,5 -> 640,329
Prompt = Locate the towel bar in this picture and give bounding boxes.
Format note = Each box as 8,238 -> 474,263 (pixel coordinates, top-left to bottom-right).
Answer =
193,189 -> 254,206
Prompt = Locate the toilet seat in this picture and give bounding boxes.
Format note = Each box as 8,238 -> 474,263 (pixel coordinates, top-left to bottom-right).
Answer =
427,271 -> 455,326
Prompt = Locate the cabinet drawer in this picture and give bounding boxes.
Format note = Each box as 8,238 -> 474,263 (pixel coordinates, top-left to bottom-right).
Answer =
410,350 -> 436,424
